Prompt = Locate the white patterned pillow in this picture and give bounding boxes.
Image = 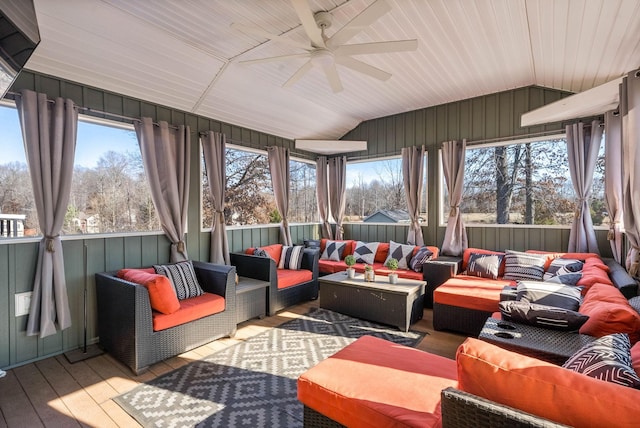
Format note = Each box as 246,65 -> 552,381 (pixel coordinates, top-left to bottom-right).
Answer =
385,241 -> 414,270
154,260 -> 204,300
516,281 -> 582,311
278,245 -> 304,270
321,240 -> 346,261
503,250 -> 546,281
563,333 -> 640,388
353,241 -> 379,265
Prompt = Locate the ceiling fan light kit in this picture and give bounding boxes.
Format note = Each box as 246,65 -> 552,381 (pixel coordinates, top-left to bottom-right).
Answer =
233,0 -> 418,93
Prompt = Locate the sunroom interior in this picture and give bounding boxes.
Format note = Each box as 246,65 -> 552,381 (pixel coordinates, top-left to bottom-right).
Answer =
1,0 -> 640,419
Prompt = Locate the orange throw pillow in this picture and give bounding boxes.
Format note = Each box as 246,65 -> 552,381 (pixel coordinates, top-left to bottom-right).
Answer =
117,269 -> 180,314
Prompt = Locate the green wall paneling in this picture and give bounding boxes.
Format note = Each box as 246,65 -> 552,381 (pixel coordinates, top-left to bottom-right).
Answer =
0,244 -> 9,367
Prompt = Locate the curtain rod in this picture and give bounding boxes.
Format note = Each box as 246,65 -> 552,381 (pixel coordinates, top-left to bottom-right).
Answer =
7,91 -> 179,130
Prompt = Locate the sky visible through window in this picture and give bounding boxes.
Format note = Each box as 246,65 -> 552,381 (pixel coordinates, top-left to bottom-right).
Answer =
0,103 -> 137,167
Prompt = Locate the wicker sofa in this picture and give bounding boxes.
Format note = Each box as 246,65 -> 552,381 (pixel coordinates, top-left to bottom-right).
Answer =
95,261 -> 236,374
230,244 -> 319,316
430,248 -> 638,336
298,333 -> 640,427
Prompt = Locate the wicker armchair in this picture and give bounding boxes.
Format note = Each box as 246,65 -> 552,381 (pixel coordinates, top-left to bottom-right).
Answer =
230,248 -> 319,315
95,261 -> 237,375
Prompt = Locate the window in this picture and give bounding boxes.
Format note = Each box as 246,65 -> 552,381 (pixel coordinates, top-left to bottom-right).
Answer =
440,135 -> 606,227
344,156 -> 428,224
288,159 -> 317,223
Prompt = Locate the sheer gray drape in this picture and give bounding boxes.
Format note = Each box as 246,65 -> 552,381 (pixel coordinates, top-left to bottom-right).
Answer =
202,131 -> 229,265
135,117 -> 190,262
620,68 -> 640,277
328,156 -> 347,240
16,89 -> 77,338
604,111 -> 624,262
267,146 -> 292,245
441,140 -> 468,255
316,156 -> 332,239
402,146 -> 425,246
566,120 -> 602,254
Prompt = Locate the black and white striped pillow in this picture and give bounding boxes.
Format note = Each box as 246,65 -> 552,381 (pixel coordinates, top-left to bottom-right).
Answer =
563,333 -> 640,388
516,281 -> 582,311
353,241 -> 379,265
503,250 -> 546,281
278,245 -> 304,270
154,260 -> 204,300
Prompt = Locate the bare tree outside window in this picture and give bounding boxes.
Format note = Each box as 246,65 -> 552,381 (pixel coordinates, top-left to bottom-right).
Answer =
441,137 -> 606,226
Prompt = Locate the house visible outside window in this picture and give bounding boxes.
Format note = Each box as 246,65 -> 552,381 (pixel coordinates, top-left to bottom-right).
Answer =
0,102 -> 160,237
345,155 -> 428,224
440,135 -> 606,227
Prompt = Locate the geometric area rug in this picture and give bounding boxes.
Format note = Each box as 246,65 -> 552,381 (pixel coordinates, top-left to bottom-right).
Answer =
113,307 -> 425,427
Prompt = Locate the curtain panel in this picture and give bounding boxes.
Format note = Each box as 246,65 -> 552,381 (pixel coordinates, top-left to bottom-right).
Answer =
566,120 -> 603,254
16,89 -> 77,338
328,156 -> 347,240
402,145 -> 425,246
620,68 -> 640,277
604,110 -> 624,262
267,146 -> 292,246
441,140 -> 468,256
316,156 -> 332,239
202,131 -> 229,265
135,117 -> 191,262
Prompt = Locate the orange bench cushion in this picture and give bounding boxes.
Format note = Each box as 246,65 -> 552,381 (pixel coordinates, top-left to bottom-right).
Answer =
152,292 -> 225,331
276,268 -> 313,289
298,335 -> 458,428
457,337 -> 640,427
433,276 -> 513,312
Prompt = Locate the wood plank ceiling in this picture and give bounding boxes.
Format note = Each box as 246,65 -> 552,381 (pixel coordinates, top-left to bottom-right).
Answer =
26,0 -> 640,142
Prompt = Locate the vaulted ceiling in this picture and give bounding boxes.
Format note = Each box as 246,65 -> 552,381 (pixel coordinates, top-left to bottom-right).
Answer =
27,0 -> 640,142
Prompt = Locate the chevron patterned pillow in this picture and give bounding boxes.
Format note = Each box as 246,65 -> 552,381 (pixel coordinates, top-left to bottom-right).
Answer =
563,333 -> 640,388
353,241 -> 379,265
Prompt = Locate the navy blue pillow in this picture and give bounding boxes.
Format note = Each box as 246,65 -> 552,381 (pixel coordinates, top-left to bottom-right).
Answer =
409,247 -> 434,272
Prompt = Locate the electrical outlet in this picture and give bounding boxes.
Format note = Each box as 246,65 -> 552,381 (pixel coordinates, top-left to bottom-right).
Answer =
15,292 -> 32,317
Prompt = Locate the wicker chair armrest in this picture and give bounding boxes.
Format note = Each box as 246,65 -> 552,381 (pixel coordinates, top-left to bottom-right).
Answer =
301,248 -> 319,278
604,257 -> 639,298
441,387 -> 569,428
192,261 -> 234,296
230,252 -> 276,283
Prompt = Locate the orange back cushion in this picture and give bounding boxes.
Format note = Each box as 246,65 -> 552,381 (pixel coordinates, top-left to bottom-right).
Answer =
374,242 -> 390,263
117,268 -> 180,314
579,283 -> 640,343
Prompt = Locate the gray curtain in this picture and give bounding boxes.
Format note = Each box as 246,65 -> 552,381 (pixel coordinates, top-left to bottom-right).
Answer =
267,146 -> 292,245
441,140 -> 468,256
604,110 -> 624,263
328,156 -> 347,240
566,120 -> 603,254
135,117 -> 190,262
16,89 -> 77,338
620,68 -> 640,277
202,131 -> 229,265
402,145 -> 425,246
316,155 -> 332,239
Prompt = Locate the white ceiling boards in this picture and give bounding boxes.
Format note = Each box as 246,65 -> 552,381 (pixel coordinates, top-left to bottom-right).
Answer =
28,0 -> 640,141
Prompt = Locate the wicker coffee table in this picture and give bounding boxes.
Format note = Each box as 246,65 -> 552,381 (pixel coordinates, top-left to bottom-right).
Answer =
478,317 -> 596,365
319,272 -> 425,332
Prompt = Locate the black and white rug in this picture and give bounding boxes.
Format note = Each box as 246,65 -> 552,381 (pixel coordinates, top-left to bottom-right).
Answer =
114,308 -> 425,427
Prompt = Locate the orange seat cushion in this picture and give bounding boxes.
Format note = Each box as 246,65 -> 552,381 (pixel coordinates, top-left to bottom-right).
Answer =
152,292 -> 226,331
276,268 -> 313,289
318,259 -> 348,274
578,283 -> 640,343
457,337 -> 640,427
433,276 -> 513,312
298,335 -> 458,428
117,268 -> 180,315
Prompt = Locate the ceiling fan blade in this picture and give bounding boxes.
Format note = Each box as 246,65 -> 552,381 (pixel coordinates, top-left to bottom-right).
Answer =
290,0 -> 326,48
239,53 -> 310,65
321,62 -> 343,93
327,0 -> 392,48
334,40 -> 418,56
335,56 -> 391,81
230,23 -> 311,51
283,60 -> 314,88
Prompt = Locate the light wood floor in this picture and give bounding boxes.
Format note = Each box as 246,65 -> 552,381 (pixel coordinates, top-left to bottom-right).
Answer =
0,301 -> 466,428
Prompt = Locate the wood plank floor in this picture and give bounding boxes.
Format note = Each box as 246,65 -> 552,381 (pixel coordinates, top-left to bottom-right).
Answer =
0,301 -> 466,427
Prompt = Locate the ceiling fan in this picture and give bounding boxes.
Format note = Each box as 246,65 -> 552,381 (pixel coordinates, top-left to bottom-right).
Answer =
232,0 -> 418,93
